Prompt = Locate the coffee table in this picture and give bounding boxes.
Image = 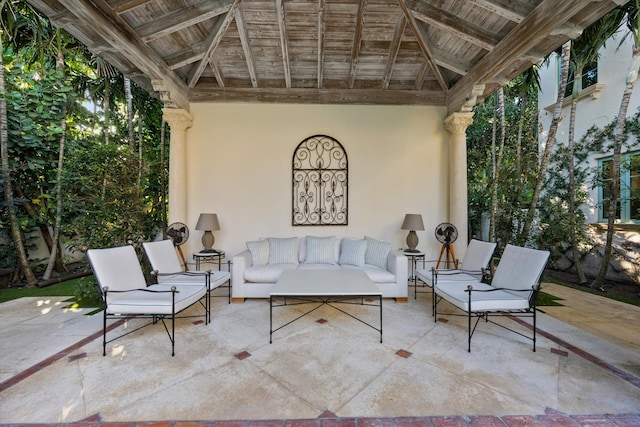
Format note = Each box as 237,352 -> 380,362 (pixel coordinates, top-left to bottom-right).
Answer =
269,269 -> 383,343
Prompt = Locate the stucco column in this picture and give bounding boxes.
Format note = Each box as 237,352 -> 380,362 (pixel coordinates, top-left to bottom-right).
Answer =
443,112 -> 474,258
163,108 -> 193,225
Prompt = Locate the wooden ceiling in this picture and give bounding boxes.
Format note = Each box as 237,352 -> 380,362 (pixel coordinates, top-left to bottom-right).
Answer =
27,0 -> 623,113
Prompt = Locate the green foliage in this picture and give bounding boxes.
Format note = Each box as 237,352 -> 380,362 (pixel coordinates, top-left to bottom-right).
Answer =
467,74 -> 540,245
0,9 -> 167,280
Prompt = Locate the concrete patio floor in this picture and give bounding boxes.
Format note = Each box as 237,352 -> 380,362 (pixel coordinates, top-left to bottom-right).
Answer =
0,282 -> 638,425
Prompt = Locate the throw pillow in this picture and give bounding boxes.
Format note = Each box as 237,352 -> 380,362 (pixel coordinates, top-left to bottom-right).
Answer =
304,236 -> 337,264
364,236 -> 391,269
339,238 -> 367,266
246,240 -> 269,266
268,237 -> 300,264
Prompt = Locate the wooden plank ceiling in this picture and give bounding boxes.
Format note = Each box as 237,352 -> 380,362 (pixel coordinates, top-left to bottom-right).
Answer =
27,0 -> 623,113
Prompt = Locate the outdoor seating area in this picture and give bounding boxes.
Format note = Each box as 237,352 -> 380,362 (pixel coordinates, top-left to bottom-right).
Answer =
1,281 -> 639,424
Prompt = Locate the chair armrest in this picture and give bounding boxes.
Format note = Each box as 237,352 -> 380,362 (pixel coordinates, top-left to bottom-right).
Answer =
103,286 -> 179,294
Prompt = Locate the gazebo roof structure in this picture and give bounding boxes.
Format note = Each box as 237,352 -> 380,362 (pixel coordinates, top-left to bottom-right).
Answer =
26,0 -> 623,113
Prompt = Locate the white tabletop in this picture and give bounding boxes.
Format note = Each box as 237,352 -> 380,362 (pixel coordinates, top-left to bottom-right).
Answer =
272,269 -> 382,296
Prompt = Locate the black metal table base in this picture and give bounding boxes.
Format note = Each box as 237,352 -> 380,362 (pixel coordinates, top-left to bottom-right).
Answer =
269,295 -> 383,343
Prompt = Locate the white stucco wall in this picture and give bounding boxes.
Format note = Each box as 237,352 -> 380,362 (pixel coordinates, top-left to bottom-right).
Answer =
538,31 -> 640,223
181,103 -> 450,260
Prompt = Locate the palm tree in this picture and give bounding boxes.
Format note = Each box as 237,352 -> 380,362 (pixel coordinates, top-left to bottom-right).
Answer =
592,0 -> 640,289
566,9 -> 625,284
489,87 -> 506,243
519,41 -> 572,245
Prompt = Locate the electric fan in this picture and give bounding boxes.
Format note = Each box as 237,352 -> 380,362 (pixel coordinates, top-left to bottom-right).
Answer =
434,222 -> 458,269
167,222 -> 189,270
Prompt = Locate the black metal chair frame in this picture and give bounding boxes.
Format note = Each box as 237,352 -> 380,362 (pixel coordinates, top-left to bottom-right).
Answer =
100,284 -> 209,357
434,282 -> 542,352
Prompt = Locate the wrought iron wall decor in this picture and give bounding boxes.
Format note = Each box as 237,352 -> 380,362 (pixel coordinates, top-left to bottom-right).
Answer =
293,135 -> 348,226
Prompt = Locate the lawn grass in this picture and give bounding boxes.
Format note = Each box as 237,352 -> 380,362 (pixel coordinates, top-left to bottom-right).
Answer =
0,275 -> 102,311
537,291 -> 564,306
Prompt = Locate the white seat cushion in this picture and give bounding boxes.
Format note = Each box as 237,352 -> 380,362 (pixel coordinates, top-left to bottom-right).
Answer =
244,264 -> 298,283
341,264 -> 395,283
106,283 -> 206,315
435,281 -> 530,312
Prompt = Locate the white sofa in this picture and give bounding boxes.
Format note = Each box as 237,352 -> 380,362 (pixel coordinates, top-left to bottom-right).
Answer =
232,236 -> 409,302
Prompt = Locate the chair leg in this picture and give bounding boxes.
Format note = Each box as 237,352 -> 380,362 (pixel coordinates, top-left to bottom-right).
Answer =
103,308 -> 107,357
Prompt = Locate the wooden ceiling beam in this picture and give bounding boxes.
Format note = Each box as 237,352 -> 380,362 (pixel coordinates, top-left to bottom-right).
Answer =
54,0 -> 189,110
348,0 -> 367,89
235,8 -> 259,88
398,0 -> 448,92
110,0 -> 151,14
382,15 -> 406,90
187,0 -> 242,88
432,46 -> 469,76
190,87 -> 447,105
467,0 -> 533,23
447,0 -> 606,114
209,58 -> 225,88
409,0 -> 499,52
136,0 -> 233,43
317,0 -> 326,89
275,0 -> 292,88
165,42 -> 207,70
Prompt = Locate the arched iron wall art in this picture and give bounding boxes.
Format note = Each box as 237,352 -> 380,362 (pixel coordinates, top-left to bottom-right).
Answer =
293,135 -> 348,226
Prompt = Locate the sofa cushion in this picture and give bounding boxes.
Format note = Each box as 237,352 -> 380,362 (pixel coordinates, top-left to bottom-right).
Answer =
268,237 -> 300,265
341,264 -> 396,283
247,240 -> 269,266
304,236 -> 337,264
364,236 -> 391,269
339,238 -> 367,266
244,264 -> 298,283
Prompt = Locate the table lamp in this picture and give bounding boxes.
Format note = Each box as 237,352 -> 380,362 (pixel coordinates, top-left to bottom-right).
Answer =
195,213 -> 220,253
401,213 -> 424,253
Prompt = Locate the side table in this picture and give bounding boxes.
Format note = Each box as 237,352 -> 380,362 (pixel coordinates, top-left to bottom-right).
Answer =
193,250 -> 226,271
403,250 -> 425,284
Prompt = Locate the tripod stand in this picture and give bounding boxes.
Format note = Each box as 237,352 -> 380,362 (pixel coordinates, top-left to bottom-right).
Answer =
436,242 -> 457,269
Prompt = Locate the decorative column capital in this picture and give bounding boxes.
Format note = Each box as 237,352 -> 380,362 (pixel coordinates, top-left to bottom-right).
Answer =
444,112 -> 474,136
163,108 -> 193,132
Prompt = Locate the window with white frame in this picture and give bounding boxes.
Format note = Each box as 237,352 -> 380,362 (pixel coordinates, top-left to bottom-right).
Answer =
598,152 -> 640,223
561,58 -> 598,98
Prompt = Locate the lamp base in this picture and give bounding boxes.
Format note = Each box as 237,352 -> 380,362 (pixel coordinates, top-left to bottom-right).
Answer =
406,230 -> 419,252
404,249 -> 421,253
201,231 -> 215,251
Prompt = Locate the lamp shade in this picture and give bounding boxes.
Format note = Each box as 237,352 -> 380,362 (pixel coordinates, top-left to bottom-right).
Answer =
195,213 -> 220,231
401,214 -> 425,231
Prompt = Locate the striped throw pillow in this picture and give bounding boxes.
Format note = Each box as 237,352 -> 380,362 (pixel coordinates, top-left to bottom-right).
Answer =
364,236 -> 391,269
304,236 -> 337,264
246,240 -> 269,266
339,238 -> 367,266
267,237 -> 300,264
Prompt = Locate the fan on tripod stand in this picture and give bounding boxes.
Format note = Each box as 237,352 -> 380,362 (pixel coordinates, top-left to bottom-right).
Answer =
435,222 -> 458,269
167,222 -> 189,271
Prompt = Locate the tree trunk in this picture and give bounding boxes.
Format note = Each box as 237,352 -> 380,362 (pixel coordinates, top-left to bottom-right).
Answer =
568,66 -> 587,284
43,31 -> 67,280
15,185 -> 65,272
490,88 -> 507,244
591,43 -> 640,289
519,41 -> 572,245
0,34 -> 37,286
489,98 -> 498,242
125,76 -> 134,149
